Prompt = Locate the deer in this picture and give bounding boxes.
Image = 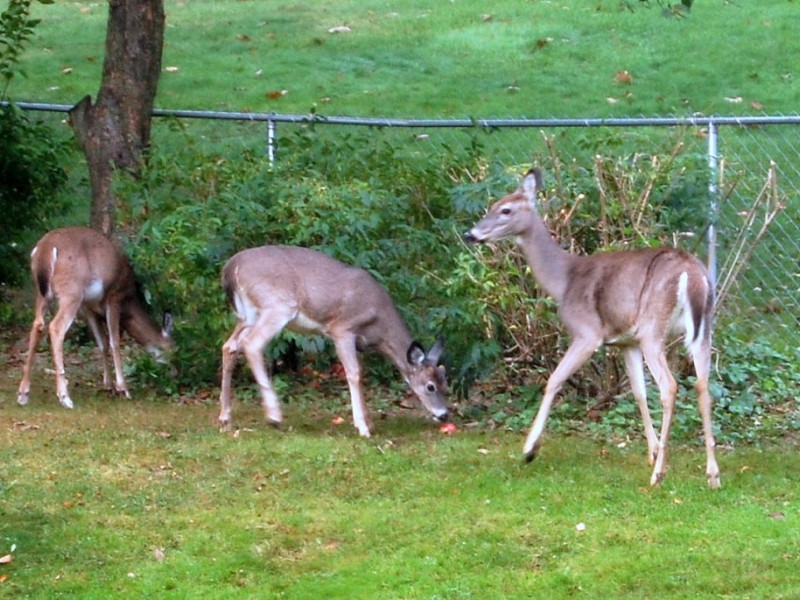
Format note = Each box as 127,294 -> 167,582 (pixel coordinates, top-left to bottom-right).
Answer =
218,245 -> 449,437
17,227 -> 174,409
464,168 -> 720,489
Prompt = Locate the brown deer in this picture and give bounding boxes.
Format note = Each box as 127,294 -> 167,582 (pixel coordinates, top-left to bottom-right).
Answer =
219,245 -> 449,436
464,168 -> 720,488
17,227 -> 173,409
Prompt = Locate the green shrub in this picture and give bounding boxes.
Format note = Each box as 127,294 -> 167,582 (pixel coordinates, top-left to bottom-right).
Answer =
112,124 -> 798,446
0,103 -> 68,286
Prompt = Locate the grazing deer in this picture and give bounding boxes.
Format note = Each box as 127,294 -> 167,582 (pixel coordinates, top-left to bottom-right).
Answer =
17,227 -> 173,409
464,168 -> 720,488
219,245 -> 449,436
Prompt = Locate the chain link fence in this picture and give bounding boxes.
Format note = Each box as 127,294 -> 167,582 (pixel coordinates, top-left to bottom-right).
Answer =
11,102 -> 800,355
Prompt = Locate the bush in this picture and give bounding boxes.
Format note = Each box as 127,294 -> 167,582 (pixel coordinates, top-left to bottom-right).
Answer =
112,123 -> 797,446
0,103 -> 68,286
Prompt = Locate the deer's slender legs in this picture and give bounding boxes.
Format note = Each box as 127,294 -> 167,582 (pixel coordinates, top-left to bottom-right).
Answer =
85,311 -> 112,391
219,321 -> 247,430
623,346 -> 659,465
48,296 -> 83,409
691,336 -> 720,489
523,336 -> 600,460
640,341 -> 677,487
222,310 -> 292,429
17,294 -> 49,406
333,333 -> 370,438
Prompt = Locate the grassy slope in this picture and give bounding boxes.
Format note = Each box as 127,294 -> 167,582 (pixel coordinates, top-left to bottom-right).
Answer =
13,0 -> 800,118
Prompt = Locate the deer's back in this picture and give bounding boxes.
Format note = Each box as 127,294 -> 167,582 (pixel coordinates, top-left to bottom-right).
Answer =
32,227 -> 135,302
222,245 -> 390,320
562,247 -> 709,341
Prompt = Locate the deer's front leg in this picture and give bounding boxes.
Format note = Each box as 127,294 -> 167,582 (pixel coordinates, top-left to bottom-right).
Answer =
333,335 -> 370,438
85,311 -> 112,391
524,337 -> 599,462
105,304 -> 131,399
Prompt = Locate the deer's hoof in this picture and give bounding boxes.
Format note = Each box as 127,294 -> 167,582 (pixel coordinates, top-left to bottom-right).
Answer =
59,395 -> 74,410
523,449 -> 537,464
17,392 -> 29,406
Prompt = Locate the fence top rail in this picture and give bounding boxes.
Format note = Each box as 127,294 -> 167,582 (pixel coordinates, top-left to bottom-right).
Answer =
5,100 -> 800,128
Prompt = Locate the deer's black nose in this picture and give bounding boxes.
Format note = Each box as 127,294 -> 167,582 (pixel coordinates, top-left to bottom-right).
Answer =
463,230 -> 478,244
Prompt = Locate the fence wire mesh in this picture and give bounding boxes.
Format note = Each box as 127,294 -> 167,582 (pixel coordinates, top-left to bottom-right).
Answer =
11,103 -> 800,354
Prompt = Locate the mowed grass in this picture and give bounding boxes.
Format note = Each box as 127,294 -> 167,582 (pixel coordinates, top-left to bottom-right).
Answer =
2,362 -> 800,598
13,0 -> 800,117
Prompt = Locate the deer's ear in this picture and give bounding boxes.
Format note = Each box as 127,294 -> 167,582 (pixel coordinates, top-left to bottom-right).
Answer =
426,335 -> 445,364
162,311 -> 174,337
521,167 -> 542,202
407,341 -> 426,367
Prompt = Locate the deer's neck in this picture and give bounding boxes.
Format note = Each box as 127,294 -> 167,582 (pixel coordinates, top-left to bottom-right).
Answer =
375,314 -> 416,377
517,213 -> 574,303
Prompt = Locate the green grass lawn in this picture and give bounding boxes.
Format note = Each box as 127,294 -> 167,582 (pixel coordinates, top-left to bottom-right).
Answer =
11,0 -> 800,118
2,368 -> 799,598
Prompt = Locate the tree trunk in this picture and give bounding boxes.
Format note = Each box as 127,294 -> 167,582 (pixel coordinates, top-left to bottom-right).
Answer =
69,0 -> 164,236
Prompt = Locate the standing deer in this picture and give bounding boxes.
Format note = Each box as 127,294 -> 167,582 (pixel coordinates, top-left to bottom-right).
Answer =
219,245 -> 449,436
17,227 -> 173,409
464,168 -> 720,488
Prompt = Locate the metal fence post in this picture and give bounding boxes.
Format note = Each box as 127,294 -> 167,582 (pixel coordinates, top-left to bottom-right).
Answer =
706,120 -> 719,287
267,116 -> 276,166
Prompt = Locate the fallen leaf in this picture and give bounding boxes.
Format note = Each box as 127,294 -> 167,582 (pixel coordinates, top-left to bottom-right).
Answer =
477,448 -> 490,455
328,25 -> 351,34
63,501 -> 74,508
331,416 -> 345,426
156,431 -> 172,439
61,67 -> 73,75
769,512 -> 786,520
265,89 -> 288,100
0,574 -> 8,583
614,70 -> 632,84
0,555 -> 12,565
575,522 -> 586,532
751,100 -> 763,110
324,540 -> 340,550
153,547 -> 165,562
724,96 -> 742,103
164,66 -> 179,73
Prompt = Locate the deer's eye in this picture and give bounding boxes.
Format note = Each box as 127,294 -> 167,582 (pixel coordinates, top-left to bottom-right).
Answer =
500,206 -> 512,215
426,382 -> 437,393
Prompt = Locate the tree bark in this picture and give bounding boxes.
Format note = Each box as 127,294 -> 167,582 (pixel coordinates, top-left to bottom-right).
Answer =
69,0 -> 164,236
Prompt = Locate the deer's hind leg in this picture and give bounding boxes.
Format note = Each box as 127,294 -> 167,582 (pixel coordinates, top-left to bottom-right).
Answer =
17,293 -> 50,406
623,346 -> 659,466
237,309 -> 294,429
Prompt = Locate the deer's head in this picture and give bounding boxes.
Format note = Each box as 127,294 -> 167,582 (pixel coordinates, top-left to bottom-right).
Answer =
405,336 -> 449,423
463,167 -> 543,244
